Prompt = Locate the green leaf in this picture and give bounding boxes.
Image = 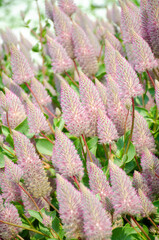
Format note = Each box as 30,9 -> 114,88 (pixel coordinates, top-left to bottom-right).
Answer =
112,226 -> 142,240
0,153 -> 5,168
15,118 -> 29,135
126,142 -> 136,163
6,134 -> 14,147
95,63 -> 106,79
35,139 -> 53,156
87,137 -> 98,155
52,217 -> 60,232
53,117 -> 65,131
39,223 -> 51,236
2,125 -> 10,137
32,43 -> 40,52
27,210 -> 43,223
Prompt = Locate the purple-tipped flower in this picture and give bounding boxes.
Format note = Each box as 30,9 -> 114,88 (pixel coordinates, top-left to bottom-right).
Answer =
104,40 -> 116,79
47,35 -> 73,74
138,189 -> 156,217
56,174 -> 84,239
5,157 -> 23,183
109,161 -> 142,216
132,111 -> 155,155
105,30 -> 123,53
10,44 -> 34,84
155,80 -> 159,110
72,22 -> 98,77
95,78 -> 107,110
13,130 -> 51,198
58,0 -> 76,16
61,79 -> 90,136
79,71 -> 105,136
130,28 -> 158,73
80,183 -> 112,240
52,128 -> 84,180
0,203 -> 22,240
97,109 -> 118,144
133,171 -> 151,199
87,162 -> 113,212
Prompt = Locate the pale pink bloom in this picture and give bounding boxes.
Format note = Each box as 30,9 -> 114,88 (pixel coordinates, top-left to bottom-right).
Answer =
109,161 -> 142,216
13,130 -> 51,198
4,157 -> 23,183
80,183 -> 112,240
0,196 -> 4,212
47,35 -> 73,73
155,80 -> 159,110
145,91 -> 155,111
75,8 -> 95,33
72,22 -> 98,77
106,3 -> 121,26
87,152 -> 102,168
140,0 -> 151,47
132,111 -> 155,155
42,213 -> 52,228
56,174 -> 84,239
133,171 -> 151,199
104,40 -> 116,79
45,0 -> 54,20
58,0 -> 76,16
61,80 -> 90,136
97,109 -> 118,144
138,189 -> 156,217
105,30 -> 123,54
95,78 -> 107,110
10,44 -> 34,84
20,33 -> 33,51
52,128 -> 84,180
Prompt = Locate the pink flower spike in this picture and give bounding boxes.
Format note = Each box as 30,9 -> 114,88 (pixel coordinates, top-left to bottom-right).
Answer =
5,157 -> 23,183
133,171 -> 151,199
104,39 -> 116,79
45,0 -> 54,20
95,78 -> 107,110
138,189 -> 156,217
10,44 -> 34,84
105,30 -> 123,54
80,183 -> 112,240
155,80 -> 159,110
58,0 -> 76,16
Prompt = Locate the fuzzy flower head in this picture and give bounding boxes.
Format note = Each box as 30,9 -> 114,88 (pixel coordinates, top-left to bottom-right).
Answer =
52,128 -> 84,180
133,171 -> 151,198
80,183 -> 112,240
95,78 -> 107,110
47,35 -> 73,74
61,79 -> 90,137
45,0 -> 54,20
109,161 -> 142,216
10,44 -> 34,84
155,80 -> 159,110
56,174 -> 84,239
138,189 -> 156,217
105,30 -> 123,53
104,40 -> 117,79
5,157 -> 23,183
58,0 -> 76,16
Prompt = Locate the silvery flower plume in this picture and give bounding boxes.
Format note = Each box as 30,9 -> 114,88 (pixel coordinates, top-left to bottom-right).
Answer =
20,33 -> 33,51
109,161 -> 142,216
72,22 -> 98,77
138,189 -> 156,217
95,78 -> 107,110
79,71 -> 105,136
0,202 -> 22,240
10,44 -> 34,84
52,4 -> 74,58
45,0 -> 54,20
80,183 -> 112,240
130,28 -> 158,73
52,128 -> 84,179
61,79 -> 90,137
115,50 -> 144,99
75,8 -> 95,33
87,162 -> 113,212
132,111 -> 155,155
104,39 -> 117,79
56,174 -> 84,239
13,130 -> 51,198
58,0 -> 76,16
97,109 -> 118,145
106,3 -> 121,26
105,30 -> 123,54
47,35 -> 73,74
133,171 -> 151,199
155,80 -> 159,110
0,196 -> 4,212
31,78 -> 52,107
140,0 -> 150,47
25,98 -> 50,135
4,157 -> 23,184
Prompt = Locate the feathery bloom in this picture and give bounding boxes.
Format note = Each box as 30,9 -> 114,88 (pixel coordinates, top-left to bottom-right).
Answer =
52,128 -> 84,180
132,111 -> 155,155
87,162 -> 113,212
20,33 -> 33,51
133,171 -> 151,199
104,40 -> 116,79
0,196 -> 4,212
87,152 -> 102,168
10,44 -> 34,84
95,78 -> 107,110
75,8 -> 95,33
47,35 -> 73,74
79,71 -> 105,136
56,174 -> 84,239
72,22 -> 98,77
52,4 -> 74,58
140,0 -> 151,47
130,29 -> 158,73
80,183 -> 112,240
0,203 -> 22,240
45,0 -> 54,20
115,50 -> 144,99
97,109 -> 118,144
138,189 -> 156,217
13,130 -> 51,198
42,213 -> 52,228
61,79 -> 90,136
155,80 -> 159,110
4,157 -> 23,183
25,99 -> 50,135
58,0 -> 76,16
109,161 -> 142,216
105,30 -> 123,53
106,3 -> 121,26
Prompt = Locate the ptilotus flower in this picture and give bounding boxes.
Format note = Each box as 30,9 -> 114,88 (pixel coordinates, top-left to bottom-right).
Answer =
130,28 -> 158,73
115,50 -> 144,99
0,203 -> 22,240
45,0 -> 54,20
87,152 -> 102,168
95,78 -> 107,110
52,128 -> 84,180
60,79 -> 90,136
31,78 -> 52,107
87,162 -> 113,212
138,189 -> 156,217
0,196 -> 4,212
79,71 -> 105,136
109,161 -> 142,216
13,130 -> 51,198
133,171 -> 151,199
47,35 -> 73,74
10,44 -> 34,84
72,22 -> 98,77
140,0 -> 150,47
80,183 -> 112,240
56,174 -> 84,239
106,3 -> 121,26
105,30 -> 123,54
20,33 -> 33,51
104,40 -> 116,79
155,80 -> 159,110
58,0 -> 76,16
132,111 -> 155,155
97,109 -> 118,144
52,4 -> 74,58
25,99 -> 50,135
4,157 -> 23,183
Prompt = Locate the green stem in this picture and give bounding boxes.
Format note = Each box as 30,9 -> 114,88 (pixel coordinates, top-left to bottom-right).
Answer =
122,109 -> 130,155
40,132 -> 54,145
22,214 -> 34,228
147,216 -> 159,232
64,71 -> 79,87
102,143 -> 109,160
131,216 -> 151,240
43,197 -> 59,214
146,70 -> 155,88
